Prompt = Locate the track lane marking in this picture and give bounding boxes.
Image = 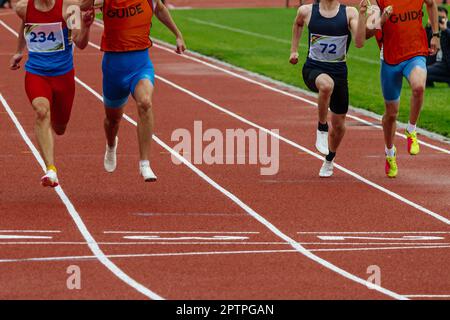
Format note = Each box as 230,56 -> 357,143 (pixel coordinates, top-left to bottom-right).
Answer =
152,75 -> 450,225
74,77 -> 406,300
0,94 -> 164,300
2,244 -> 450,264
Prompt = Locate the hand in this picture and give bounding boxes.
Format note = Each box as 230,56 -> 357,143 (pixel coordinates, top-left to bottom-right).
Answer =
359,0 -> 369,16
10,52 -> 23,70
429,35 -> 441,55
175,36 -> 186,54
380,5 -> 393,26
289,52 -> 299,65
83,8 -> 95,28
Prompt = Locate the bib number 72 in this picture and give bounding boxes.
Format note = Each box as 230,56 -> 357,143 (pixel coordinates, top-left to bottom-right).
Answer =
30,31 -> 57,43
320,43 -> 337,54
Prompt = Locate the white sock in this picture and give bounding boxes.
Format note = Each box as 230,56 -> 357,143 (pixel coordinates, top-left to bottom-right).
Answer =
385,146 -> 395,157
139,160 -> 150,167
407,122 -> 416,133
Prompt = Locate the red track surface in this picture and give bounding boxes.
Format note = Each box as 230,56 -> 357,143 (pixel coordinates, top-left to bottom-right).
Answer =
1,10 -> 450,299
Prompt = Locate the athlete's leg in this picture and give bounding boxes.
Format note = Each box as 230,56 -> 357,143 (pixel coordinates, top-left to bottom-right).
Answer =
32,97 -> 54,167
329,112 -> 346,153
132,78 -> 154,162
50,70 -> 75,136
315,74 -> 333,125
406,63 -> 427,127
104,106 -> 124,148
382,101 -> 399,150
25,72 -> 54,168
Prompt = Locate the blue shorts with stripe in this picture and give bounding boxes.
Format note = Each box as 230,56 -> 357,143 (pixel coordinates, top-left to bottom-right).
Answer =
380,56 -> 427,103
102,48 -> 155,108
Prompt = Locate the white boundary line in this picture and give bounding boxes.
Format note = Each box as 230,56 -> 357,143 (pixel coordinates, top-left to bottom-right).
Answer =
153,75 -> 450,225
298,231 -> 450,234
185,17 -> 379,65
0,94 -> 164,300
91,19 -> 450,149
404,295 -> 450,298
74,76 -> 406,300
104,231 -> 260,234
0,230 -> 61,233
1,244 -> 450,264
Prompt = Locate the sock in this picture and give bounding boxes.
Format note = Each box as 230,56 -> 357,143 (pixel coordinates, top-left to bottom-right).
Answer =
140,160 -> 150,167
326,151 -> 336,162
385,146 -> 395,157
406,122 -> 416,133
47,165 -> 57,173
318,122 -> 329,132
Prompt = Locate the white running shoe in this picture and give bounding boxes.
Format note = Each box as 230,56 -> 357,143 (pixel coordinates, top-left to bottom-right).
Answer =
41,170 -> 59,188
319,159 -> 334,178
104,136 -> 118,173
315,130 -> 329,155
140,162 -> 157,182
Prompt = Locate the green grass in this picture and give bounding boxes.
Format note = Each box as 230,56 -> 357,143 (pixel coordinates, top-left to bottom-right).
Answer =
149,7 -> 449,136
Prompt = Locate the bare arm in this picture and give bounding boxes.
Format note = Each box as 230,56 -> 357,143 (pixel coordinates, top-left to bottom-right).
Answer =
154,0 -> 186,54
70,8 -> 94,49
10,0 -> 28,70
349,5 -> 365,48
425,0 -> 440,54
289,5 -> 309,64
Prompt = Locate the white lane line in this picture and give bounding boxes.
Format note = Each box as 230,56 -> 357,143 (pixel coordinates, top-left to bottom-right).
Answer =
0,94 -> 164,301
0,230 -> 61,233
185,17 -> 379,65
2,241 -> 450,246
2,244 -> 450,264
318,236 -> 445,241
298,231 -> 450,234
404,295 -> 450,298
152,41 -> 450,154
92,19 -> 450,153
0,235 -> 52,240
75,77 -> 406,300
123,235 -> 250,241
104,231 -> 260,234
153,75 -> 450,225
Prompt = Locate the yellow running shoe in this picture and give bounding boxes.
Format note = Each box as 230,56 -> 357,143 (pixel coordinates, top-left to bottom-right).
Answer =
405,130 -> 420,155
385,147 -> 398,178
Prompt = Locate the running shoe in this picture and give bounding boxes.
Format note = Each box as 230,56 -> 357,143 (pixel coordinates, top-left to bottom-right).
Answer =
315,129 -> 329,155
140,162 -> 157,182
385,147 -> 398,178
319,159 -> 334,178
405,130 -> 420,155
41,169 -> 59,188
104,136 -> 118,173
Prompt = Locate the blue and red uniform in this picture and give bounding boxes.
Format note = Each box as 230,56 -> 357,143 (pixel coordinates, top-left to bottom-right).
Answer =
101,0 -> 156,108
24,0 -> 75,126
376,0 -> 429,102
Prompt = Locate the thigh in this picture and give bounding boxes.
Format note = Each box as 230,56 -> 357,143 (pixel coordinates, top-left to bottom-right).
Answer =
381,61 -> 404,102
130,58 -> 155,98
302,65 -> 322,92
102,55 -> 131,109
50,69 -> 75,126
25,72 -> 53,109
404,56 -> 427,88
329,77 -> 349,115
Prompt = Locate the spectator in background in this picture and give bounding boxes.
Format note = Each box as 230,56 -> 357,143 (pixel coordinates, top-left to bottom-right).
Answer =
0,0 -> 12,9
426,6 -> 450,86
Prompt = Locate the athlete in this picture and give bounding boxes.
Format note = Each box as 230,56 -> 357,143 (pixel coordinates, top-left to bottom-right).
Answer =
361,0 -> 440,178
100,0 -> 186,182
10,0 -> 94,187
289,0 -> 367,177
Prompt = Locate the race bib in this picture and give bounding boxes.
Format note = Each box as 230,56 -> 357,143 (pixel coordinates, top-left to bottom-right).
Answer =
24,22 -> 65,53
308,33 -> 348,63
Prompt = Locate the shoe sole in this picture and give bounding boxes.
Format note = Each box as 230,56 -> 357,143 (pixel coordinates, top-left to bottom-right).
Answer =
41,177 -> 59,188
144,177 -> 157,182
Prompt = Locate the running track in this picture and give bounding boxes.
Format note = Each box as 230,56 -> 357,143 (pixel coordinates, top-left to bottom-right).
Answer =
0,11 -> 450,299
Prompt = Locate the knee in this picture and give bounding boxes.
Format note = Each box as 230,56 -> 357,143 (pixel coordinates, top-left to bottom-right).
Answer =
137,96 -> 153,116
383,110 -> 398,123
411,83 -> 425,97
332,121 -> 346,135
33,101 -> 50,121
318,80 -> 334,95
